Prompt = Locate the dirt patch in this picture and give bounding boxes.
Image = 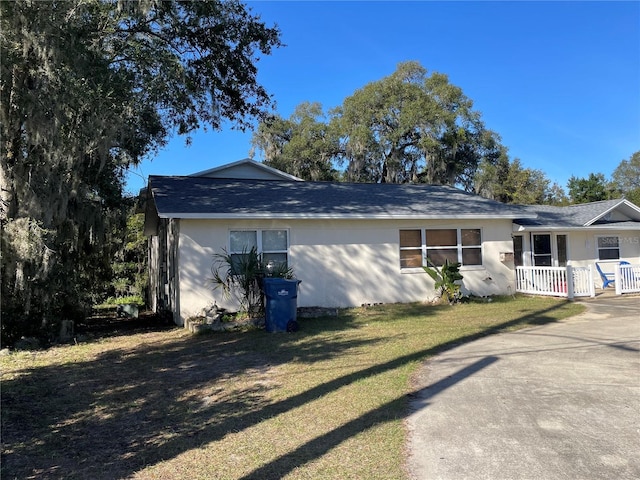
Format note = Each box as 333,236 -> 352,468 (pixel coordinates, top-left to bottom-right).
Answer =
75,309 -> 176,340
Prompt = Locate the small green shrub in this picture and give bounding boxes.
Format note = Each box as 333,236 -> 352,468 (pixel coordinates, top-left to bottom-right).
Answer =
423,258 -> 464,304
101,295 -> 145,307
210,246 -> 295,317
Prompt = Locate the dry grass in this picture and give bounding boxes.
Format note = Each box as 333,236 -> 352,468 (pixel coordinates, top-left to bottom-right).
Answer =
1,296 -> 584,480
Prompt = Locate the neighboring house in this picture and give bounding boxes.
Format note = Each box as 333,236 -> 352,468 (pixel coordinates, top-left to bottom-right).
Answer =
513,200 -> 640,270
511,199 -> 640,296
144,160 -> 640,325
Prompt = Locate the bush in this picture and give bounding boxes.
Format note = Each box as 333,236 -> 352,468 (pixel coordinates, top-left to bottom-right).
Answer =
100,295 -> 145,307
423,258 -> 464,304
210,246 -> 294,317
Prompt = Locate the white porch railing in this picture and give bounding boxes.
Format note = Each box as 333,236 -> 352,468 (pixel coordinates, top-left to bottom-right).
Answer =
615,264 -> 640,294
516,265 -> 595,299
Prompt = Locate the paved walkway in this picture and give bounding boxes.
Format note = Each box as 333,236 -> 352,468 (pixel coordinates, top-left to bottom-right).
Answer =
406,295 -> 640,480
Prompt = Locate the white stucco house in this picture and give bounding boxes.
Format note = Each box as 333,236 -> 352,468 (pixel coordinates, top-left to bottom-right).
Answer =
143,159 -> 640,325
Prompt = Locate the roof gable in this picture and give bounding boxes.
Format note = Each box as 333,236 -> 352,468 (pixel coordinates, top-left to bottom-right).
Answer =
514,199 -> 640,230
585,199 -> 640,225
189,158 -> 303,181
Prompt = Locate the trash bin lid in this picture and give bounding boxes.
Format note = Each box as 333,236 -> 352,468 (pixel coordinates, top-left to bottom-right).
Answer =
264,277 -> 299,297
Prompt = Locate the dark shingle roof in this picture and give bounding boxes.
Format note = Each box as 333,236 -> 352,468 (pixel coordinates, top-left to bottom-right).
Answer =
514,199 -> 640,229
149,176 -> 528,219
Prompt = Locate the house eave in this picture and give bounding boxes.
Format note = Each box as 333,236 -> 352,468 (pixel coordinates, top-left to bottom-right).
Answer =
159,212 -> 525,221
514,224 -> 640,232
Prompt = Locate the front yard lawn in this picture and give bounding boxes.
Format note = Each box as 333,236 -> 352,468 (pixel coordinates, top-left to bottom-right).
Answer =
1,295 -> 584,479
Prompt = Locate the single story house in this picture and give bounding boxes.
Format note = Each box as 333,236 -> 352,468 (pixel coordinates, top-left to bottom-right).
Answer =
144,159 -> 640,325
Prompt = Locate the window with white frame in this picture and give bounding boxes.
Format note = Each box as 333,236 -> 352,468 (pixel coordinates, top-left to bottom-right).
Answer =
399,228 -> 482,268
597,236 -> 620,260
230,229 -> 289,271
532,234 -> 552,267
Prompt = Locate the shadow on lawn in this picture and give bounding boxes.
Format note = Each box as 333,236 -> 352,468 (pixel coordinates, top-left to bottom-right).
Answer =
1,301 -> 567,479
75,310 -> 176,340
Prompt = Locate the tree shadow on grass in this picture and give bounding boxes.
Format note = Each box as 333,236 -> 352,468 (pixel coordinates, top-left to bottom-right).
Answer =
74,310 -> 176,341
1,301 -> 569,479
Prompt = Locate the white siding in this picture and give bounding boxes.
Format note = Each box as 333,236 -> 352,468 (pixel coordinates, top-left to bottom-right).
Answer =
177,218 -> 517,323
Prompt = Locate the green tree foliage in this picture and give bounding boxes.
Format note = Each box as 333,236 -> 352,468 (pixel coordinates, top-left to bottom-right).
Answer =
251,102 -> 341,180
567,173 -> 615,204
475,157 -> 568,205
335,62 -> 503,187
611,151 -> 640,205
252,61 -> 503,188
109,209 -> 148,304
0,0 -> 281,345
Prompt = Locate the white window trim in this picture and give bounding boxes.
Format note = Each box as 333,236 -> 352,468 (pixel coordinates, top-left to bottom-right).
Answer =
229,229 -> 290,256
595,235 -> 620,261
399,227 -> 483,270
527,232 -> 570,267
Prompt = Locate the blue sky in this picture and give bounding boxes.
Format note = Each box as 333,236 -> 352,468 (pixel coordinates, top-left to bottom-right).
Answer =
125,1 -> 640,194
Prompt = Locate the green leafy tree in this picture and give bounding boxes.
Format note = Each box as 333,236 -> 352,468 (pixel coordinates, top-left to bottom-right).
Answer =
251,102 -> 341,180
252,61 -> 503,188
567,173 -> 614,204
475,157 -> 567,205
474,150 -> 510,201
546,182 -> 570,206
109,209 -> 148,304
333,61 -> 503,186
1,0 -> 281,345
611,151 -> 640,205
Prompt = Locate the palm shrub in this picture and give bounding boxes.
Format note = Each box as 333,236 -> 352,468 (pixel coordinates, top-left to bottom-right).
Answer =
423,258 -> 464,304
210,247 -> 294,317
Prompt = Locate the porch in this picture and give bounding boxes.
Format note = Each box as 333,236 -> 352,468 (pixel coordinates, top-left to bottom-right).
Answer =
515,263 -> 640,299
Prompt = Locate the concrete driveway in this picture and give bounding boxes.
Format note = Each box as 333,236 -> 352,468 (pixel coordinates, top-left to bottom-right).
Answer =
406,295 -> 640,480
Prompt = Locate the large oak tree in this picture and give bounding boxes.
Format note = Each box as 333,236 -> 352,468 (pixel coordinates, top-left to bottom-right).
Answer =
252,61 -> 503,188
474,156 -> 568,205
334,61 -> 503,187
1,0 -> 281,344
251,102 -> 341,181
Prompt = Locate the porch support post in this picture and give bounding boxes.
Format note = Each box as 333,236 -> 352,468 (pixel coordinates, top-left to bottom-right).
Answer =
566,265 -> 574,300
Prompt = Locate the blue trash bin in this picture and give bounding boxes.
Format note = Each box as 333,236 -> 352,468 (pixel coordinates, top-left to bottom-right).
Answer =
263,278 -> 301,332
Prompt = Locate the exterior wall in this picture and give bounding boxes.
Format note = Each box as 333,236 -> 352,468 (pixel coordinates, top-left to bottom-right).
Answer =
176,218 -> 517,323
566,230 -> 640,266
